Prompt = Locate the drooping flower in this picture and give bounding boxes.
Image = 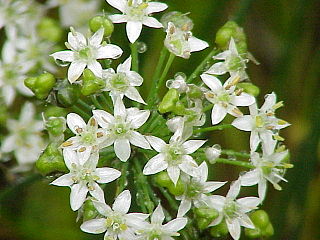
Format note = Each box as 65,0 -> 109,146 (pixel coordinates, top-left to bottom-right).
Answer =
232,92 -> 290,153
164,22 -> 209,59
61,113 -> 107,159
0,102 -> 45,172
51,149 -> 121,211
93,98 -> 150,162
51,28 -> 122,83
106,0 -> 168,43
136,204 -> 188,240
101,56 -> 145,104
80,190 -> 149,239
201,74 -> 255,125
240,140 -> 290,201
206,38 -> 249,81
209,181 -> 260,240
176,162 -> 226,217
143,134 -> 206,185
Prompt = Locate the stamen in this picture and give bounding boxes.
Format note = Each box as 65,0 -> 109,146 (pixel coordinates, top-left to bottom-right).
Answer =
97,132 -> 104,138
79,147 -> 86,152
62,141 -> 73,147
90,118 -> 97,126
232,107 -> 243,116
235,88 -> 243,96
273,135 -> 284,141
273,101 -> 284,110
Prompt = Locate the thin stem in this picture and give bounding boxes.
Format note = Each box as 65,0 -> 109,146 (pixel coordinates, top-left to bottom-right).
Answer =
221,149 -> 250,158
71,104 -> 91,120
130,42 -> 139,72
187,48 -> 218,83
215,157 -> 254,169
193,124 -> 233,134
116,162 -> 129,196
157,186 -> 178,210
77,99 -> 93,112
90,95 -> 103,110
101,92 -> 113,113
146,47 -> 168,105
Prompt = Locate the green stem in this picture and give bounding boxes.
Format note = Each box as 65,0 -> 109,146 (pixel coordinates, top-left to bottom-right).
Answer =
146,47 -> 168,106
101,92 -> 113,112
203,103 -> 213,112
193,124 -> 233,134
116,162 -> 129,195
71,104 -> 91,120
77,99 -> 93,112
215,157 -> 254,169
130,42 -> 139,72
90,95 -> 103,110
157,186 -> 178,210
221,149 -> 250,158
186,48 -> 218,83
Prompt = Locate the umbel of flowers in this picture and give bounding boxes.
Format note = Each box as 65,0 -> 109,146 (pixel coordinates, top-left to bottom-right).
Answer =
0,1 -> 291,240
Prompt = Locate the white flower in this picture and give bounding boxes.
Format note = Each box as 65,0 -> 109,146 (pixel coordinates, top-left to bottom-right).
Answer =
106,0 -> 168,43
102,56 -> 145,104
61,113 -> 107,159
176,162 -> 226,217
240,141 -> 289,201
164,22 -> 209,59
51,28 -> 123,83
93,98 -> 150,162
205,144 -> 221,164
136,204 -> 188,240
201,74 -> 255,125
51,149 -> 121,211
209,181 -> 260,240
80,190 -> 149,239
206,38 -> 249,81
143,134 -> 206,185
232,92 -> 290,153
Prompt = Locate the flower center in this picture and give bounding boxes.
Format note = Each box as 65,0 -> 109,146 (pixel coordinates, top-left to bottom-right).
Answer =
165,144 -> 184,165
80,131 -> 96,145
227,55 -> 244,71
71,165 -> 100,185
105,216 -> 128,234
110,73 -> 129,92
185,180 -> 202,198
224,200 -> 239,219
127,2 -> 148,21
78,47 -> 92,59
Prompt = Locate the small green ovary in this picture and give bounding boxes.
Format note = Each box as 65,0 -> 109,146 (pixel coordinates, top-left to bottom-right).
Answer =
185,181 -> 202,198
110,73 -> 129,92
81,132 -> 96,145
78,47 -> 92,59
224,200 -> 239,218
128,3 -> 148,20
227,56 -> 244,71
166,145 -> 184,165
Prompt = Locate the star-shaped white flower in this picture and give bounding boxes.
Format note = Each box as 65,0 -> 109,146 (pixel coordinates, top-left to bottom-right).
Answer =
206,38 -> 249,81
176,162 -> 226,217
143,134 -> 206,185
51,28 -> 123,83
102,56 -> 145,104
201,74 -> 255,125
164,22 -> 209,59
51,149 -> 121,211
240,141 -> 289,201
106,0 -> 168,43
0,102 -> 45,172
80,190 -> 149,239
61,113 -> 107,159
232,92 -> 290,153
209,181 -> 260,240
93,98 -> 150,162
136,204 -> 188,240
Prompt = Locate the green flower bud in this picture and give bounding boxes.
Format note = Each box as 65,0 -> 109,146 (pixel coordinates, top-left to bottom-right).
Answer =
37,17 -> 63,42
197,217 -> 211,231
36,143 -> 68,176
154,171 -> 172,187
25,73 -> 56,100
161,11 -> 194,31
250,210 -> 270,229
194,207 -> 219,222
89,16 -> 114,37
83,199 -> 100,221
262,223 -> 274,237
56,79 -> 80,107
46,117 -> 66,137
209,221 -> 229,237
44,106 -> 68,118
245,227 -> 262,238
167,179 -> 185,196
237,82 -> 260,97
81,69 -> 106,96
172,101 -> 186,115
187,85 -> 203,99
158,88 -> 179,114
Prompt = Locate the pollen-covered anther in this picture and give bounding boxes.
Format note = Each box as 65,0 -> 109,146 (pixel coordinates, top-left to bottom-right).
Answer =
278,119 -> 288,125
232,108 -> 243,116
222,102 -> 228,108
76,127 -> 83,134
62,140 -> 73,147
266,112 -> 274,116
90,118 -> 97,126
273,135 -> 284,141
97,132 -> 104,138
78,147 -> 86,152
266,125 -> 275,130
273,101 -> 284,110
235,88 -> 244,96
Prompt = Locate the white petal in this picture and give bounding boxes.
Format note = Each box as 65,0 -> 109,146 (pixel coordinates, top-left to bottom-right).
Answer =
151,204 -> 165,224
237,197 -> 260,211
2,85 -> 15,105
63,148 -> 79,168
114,138 -> 131,162
117,56 -> 131,72
127,109 -> 150,129
260,131 -> 276,155
208,195 -> 225,212
87,60 -> 103,78
50,51 -> 74,62
183,140 -> 206,154
249,103 -> 258,115
90,182 -> 105,202
258,180 -> 267,201
206,62 -> 227,75
231,93 -> 256,106
146,2 -> 168,14
68,60 -> 86,83
211,104 -> 227,125
89,28 -> 104,47
179,155 -> 199,177
229,38 -> 239,55
177,199 -> 192,217
240,170 -> 260,186
1,135 -> 16,152
227,180 -> 241,199
51,173 -> 73,186
146,136 -> 166,152
126,71 -> 143,86
250,131 -> 260,152
239,214 -> 255,229
129,131 -> 150,149
261,92 -> 276,112
188,36 -> 209,52
80,218 -> 107,234
167,166 -> 180,185
67,113 -> 86,134
92,110 -> 115,128
126,21 -> 142,43
203,181 -> 226,193
92,200 -> 112,216
201,72 -> 223,91
109,14 -> 127,23
96,167 -> 121,183
70,183 -> 88,211
96,44 -> 123,59
113,190 -> 131,214
214,50 -> 231,60
106,0 -> 126,12
125,87 -> 146,104
197,161 -> 208,182
143,153 -> 167,175
232,115 -> 253,131
226,218 -> 241,240
114,97 -> 126,117
68,31 -> 86,51
142,17 -> 163,28
163,218 -> 188,232
126,213 -> 150,228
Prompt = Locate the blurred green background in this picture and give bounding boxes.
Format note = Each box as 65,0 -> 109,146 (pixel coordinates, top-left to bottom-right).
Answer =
1,0 -> 320,239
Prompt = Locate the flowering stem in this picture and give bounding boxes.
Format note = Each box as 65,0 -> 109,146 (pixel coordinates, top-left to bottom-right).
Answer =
90,95 -> 103,110
215,157 -> 254,169
203,103 -> 213,112
157,186 -> 178,210
116,162 -> 129,196
77,99 -> 93,112
71,105 -> 91,120
221,149 -> 250,158
157,53 -> 175,91
187,48 -> 218,83
130,42 -> 139,72
146,47 -> 169,106
193,124 -> 233,134
101,92 -> 114,113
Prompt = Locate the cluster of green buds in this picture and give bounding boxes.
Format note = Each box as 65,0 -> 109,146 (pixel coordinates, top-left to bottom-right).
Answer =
245,210 -> 274,238
37,17 -> 63,43
89,15 -> 114,38
194,207 -> 219,231
81,69 -> 105,96
155,171 -> 185,196
161,11 -> 194,32
24,73 -> 56,100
